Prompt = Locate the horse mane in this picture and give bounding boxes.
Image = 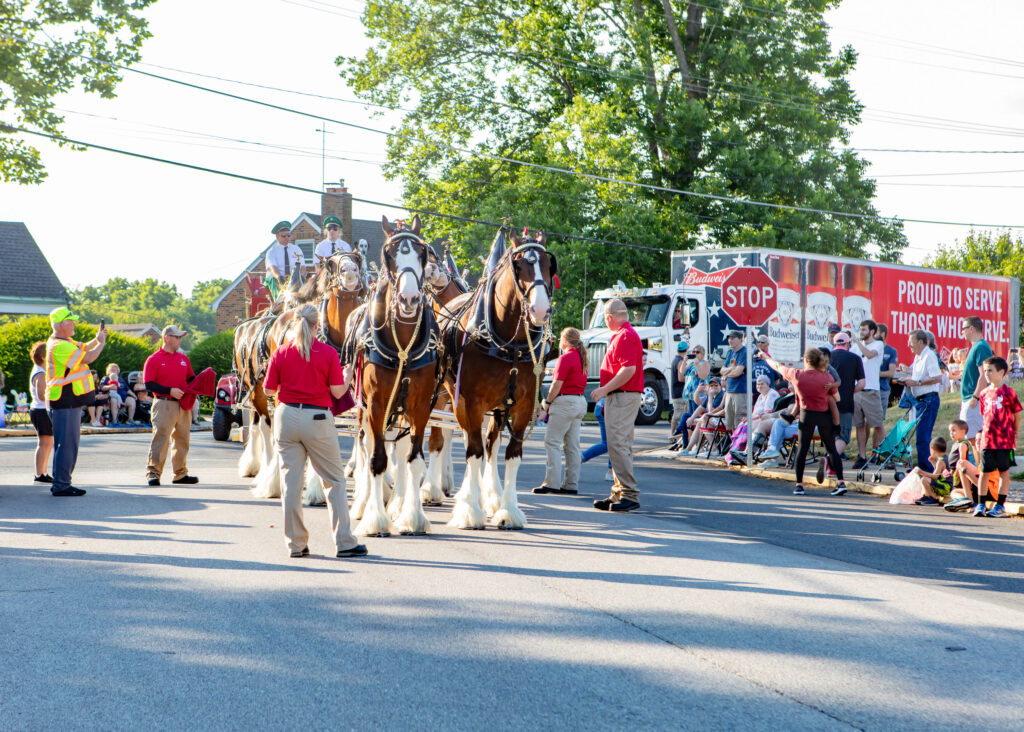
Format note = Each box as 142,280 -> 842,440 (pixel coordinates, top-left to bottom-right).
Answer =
292,266 -> 330,304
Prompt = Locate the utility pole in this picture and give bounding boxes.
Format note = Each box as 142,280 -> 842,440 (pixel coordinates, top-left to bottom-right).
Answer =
315,123 -> 333,190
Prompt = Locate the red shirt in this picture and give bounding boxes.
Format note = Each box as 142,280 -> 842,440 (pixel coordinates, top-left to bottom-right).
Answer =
552,348 -> 586,395
779,366 -> 837,413
143,348 -> 195,392
980,383 -> 1022,450
600,322 -> 644,392
263,340 -> 344,408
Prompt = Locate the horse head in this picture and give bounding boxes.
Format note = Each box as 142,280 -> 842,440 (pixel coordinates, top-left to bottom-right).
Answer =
424,243 -> 452,292
324,250 -> 364,293
381,214 -> 427,318
508,228 -> 557,327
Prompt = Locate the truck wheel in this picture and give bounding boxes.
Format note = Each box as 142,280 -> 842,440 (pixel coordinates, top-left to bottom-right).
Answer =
635,374 -> 666,426
212,408 -> 231,441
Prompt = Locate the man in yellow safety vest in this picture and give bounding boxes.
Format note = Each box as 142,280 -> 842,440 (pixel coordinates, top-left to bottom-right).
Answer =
45,306 -> 106,496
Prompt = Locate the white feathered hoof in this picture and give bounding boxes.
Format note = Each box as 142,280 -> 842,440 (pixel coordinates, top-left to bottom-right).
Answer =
395,511 -> 431,536
483,493 -> 502,519
250,465 -> 281,499
421,486 -> 444,507
448,500 -> 487,530
492,506 -> 527,530
345,454 -> 356,479
304,469 -> 326,507
355,505 -> 392,537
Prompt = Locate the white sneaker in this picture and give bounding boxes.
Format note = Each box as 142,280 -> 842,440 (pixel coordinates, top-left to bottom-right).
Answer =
760,459 -> 779,469
604,470 -> 614,481
90,421 -> 103,427
759,447 -> 781,460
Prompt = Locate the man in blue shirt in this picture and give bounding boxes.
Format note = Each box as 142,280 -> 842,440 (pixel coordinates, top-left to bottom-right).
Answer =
720,331 -> 749,431
959,315 -> 993,448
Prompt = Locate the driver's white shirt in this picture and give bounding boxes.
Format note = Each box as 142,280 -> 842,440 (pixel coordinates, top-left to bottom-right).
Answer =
315,237 -> 352,259
265,243 -> 303,275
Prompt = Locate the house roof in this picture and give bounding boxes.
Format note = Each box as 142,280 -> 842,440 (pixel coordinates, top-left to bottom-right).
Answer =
102,323 -> 161,337
0,222 -> 68,302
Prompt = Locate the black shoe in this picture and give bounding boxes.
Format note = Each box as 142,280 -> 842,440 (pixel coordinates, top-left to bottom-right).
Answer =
852,456 -> 869,470
34,474 -> 53,484
816,458 -> 826,485
172,475 -> 199,485
148,478 -> 160,486
609,498 -> 640,512
52,487 -> 86,497
289,546 -> 310,558
593,496 -> 614,511
793,484 -> 805,495
730,450 -> 748,464
831,482 -> 848,496
532,485 -> 557,494
336,544 -> 368,558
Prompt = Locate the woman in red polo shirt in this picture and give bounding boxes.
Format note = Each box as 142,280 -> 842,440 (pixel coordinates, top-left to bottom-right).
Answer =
263,304 -> 367,559
534,328 -> 589,496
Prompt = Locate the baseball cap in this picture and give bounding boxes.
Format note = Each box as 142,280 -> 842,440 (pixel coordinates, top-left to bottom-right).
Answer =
708,377 -> 721,385
726,330 -> 743,339
828,322 -> 841,334
833,332 -> 851,345
49,306 -> 80,326
162,325 -> 188,337
677,341 -> 689,352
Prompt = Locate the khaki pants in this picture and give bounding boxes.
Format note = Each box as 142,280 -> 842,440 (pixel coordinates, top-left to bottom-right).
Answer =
147,398 -> 192,480
670,397 -> 687,433
604,391 -> 642,501
542,394 -> 587,491
724,392 -> 747,431
274,404 -> 358,554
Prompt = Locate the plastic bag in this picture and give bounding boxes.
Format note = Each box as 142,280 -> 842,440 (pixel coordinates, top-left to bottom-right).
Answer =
889,472 -> 924,504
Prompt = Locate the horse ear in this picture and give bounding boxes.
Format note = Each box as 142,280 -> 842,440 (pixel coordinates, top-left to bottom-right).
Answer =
537,231 -> 546,246
410,214 -> 421,236
381,215 -> 395,235
509,231 -> 521,247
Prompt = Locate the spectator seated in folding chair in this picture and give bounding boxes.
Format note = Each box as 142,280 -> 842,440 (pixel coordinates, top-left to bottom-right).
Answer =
679,379 -> 725,456
729,375 -> 782,464
130,371 -> 153,424
96,363 -> 137,426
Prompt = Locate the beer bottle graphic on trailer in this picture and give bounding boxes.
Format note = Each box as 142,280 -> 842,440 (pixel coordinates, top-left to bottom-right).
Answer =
841,263 -> 874,333
805,260 -> 838,351
767,255 -> 803,365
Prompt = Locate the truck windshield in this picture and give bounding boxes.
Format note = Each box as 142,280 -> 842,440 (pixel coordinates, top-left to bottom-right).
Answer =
591,296 -> 671,328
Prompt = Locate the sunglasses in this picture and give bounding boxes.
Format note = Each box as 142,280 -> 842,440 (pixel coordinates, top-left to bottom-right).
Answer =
327,225 -> 340,231
276,232 -> 291,237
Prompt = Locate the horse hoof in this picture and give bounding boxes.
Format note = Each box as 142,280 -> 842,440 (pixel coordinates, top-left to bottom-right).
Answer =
423,500 -> 443,507
497,524 -> 524,531
400,530 -> 428,536
307,502 -> 326,508
369,531 -> 390,538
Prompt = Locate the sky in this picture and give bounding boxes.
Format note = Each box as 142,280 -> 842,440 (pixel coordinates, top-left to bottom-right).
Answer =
2,0 -> 1024,298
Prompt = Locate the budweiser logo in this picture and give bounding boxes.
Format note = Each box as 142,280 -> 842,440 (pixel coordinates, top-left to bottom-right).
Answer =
683,266 -> 738,287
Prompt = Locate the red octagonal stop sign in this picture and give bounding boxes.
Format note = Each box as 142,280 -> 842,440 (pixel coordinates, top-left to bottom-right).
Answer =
721,267 -> 778,327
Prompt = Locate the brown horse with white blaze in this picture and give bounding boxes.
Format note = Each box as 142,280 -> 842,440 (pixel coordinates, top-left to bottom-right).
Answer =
350,216 -> 440,536
442,228 -> 557,530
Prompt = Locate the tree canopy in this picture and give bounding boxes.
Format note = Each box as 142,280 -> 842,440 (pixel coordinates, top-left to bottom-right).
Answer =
341,0 -> 907,328
68,277 -> 230,345
1,0 -> 156,184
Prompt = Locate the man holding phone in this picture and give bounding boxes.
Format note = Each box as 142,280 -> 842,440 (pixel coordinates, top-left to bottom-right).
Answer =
45,307 -> 107,496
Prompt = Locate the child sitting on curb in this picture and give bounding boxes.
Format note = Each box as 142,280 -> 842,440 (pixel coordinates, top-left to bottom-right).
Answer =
945,419 -> 978,512
913,437 -> 952,505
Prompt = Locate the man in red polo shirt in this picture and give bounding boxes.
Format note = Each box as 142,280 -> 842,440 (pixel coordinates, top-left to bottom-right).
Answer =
143,325 -> 199,486
589,298 -> 644,512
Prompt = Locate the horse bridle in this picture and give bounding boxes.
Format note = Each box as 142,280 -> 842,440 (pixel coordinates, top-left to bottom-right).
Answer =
506,242 -> 555,310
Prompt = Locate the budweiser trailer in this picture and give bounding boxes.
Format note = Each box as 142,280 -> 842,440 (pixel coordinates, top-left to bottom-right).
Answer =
668,248 -> 1020,369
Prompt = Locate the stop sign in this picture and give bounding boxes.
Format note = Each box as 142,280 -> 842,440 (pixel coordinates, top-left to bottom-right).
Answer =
721,267 -> 778,327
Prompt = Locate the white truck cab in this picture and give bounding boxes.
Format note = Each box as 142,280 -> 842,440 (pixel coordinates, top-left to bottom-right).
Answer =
571,283 -> 707,424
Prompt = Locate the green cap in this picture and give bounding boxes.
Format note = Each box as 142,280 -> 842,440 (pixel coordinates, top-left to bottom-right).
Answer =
323,215 -> 342,227
271,220 -> 292,235
49,306 -> 80,326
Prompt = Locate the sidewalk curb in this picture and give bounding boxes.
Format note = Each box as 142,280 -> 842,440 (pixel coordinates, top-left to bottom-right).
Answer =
0,424 -> 212,438
662,452 -> 1023,516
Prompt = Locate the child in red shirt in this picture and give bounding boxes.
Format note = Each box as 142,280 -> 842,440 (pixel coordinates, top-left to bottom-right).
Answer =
975,356 -> 1022,518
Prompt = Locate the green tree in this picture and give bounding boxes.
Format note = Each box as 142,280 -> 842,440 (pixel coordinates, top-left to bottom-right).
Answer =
926,230 -> 1024,344
341,0 -> 906,328
1,0 -> 157,184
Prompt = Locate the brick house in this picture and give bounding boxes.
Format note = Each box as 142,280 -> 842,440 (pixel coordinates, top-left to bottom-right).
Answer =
211,184 -> 390,331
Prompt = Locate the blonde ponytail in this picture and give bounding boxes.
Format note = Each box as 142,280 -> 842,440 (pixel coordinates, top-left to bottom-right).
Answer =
287,304 -> 319,360
561,327 -> 587,373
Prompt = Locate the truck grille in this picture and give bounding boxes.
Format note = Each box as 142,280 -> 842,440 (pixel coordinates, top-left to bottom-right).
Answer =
586,343 -> 606,379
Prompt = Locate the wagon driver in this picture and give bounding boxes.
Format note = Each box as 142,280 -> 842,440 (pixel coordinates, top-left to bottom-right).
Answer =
264,221 -> 305,295
314,215 -> 352,273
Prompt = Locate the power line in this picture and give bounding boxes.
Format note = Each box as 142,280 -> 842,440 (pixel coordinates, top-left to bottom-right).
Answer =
854,148 -> 1024,154
6,125 -> 674,253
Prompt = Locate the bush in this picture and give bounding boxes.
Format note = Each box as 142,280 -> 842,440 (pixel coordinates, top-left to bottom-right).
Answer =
0,316 -> 153,397
188,329 -> 235,381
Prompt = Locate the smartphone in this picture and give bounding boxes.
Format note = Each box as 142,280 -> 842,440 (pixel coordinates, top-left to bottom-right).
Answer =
100,318 -> 105,331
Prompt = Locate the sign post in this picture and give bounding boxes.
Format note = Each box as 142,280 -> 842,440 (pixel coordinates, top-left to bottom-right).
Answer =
720,267 -> 778,468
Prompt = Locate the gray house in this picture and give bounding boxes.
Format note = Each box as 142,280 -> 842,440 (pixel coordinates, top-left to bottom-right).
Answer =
0,222 -> 69,315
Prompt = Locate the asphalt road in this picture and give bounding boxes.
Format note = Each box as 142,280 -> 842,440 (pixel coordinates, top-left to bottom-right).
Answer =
1,425 -> 1023,731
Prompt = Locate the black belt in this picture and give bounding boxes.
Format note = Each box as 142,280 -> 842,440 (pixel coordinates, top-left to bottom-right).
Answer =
608,389 -> 640,395
283,402 -> 328,410
154,395 -> 177,401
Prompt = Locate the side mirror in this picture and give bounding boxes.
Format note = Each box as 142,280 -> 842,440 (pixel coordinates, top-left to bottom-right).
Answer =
582,306 -> 591,329
681,302 -> 691,326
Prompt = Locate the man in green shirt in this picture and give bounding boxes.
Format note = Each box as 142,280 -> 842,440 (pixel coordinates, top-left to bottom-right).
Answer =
960,315 -> 993,450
